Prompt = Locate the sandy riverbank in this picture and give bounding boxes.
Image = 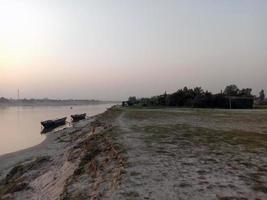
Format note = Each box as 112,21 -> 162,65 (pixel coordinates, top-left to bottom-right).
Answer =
0,117 -> 93,199
0,107 -> 125,199
0,118 -> 92,180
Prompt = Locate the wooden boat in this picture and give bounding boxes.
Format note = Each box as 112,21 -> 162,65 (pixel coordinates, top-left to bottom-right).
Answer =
71,113 -> 86,122
41,117 -> 67,130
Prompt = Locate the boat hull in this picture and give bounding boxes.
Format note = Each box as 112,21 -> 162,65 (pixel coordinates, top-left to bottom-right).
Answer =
71,113 -> 86,122
41,117 -> 67,130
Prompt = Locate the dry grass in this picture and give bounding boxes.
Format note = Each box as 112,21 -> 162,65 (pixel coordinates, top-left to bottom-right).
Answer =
110,108 -> 267,199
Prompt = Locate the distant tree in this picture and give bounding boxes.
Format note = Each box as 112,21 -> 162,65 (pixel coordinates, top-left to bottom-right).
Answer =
239,88 -> 252,96
224,85 -> 239,96
0,97 -> 9,103
193,87 -> 204,96
128,96 -> 136,101
150,96 -> 158,106
139,98 -> 151,107
128,96 -> 138,106
157,92 -> 167,106
259,90 -> 265,102
126,85 -> 254,109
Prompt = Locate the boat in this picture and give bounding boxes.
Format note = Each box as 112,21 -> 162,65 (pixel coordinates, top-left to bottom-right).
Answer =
41,117 -> 67,130
71,113 -> 86,122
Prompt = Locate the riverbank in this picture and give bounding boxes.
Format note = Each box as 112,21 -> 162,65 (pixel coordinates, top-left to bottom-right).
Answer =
0,118 -> 92,199
0,103 -> 115,155
0,107 -> 125,199
1,107 -> 267,199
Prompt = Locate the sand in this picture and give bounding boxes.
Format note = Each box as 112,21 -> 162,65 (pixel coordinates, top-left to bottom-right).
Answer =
0,117 -> 95,199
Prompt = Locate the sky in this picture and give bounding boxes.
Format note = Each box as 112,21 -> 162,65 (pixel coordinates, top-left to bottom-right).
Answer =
0,0 -> 266,100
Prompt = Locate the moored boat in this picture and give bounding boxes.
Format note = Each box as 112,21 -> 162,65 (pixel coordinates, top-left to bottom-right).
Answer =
41,117 -> 67,130
71,113 -> 86,122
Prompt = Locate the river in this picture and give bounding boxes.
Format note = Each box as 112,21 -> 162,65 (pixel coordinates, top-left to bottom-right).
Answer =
0,103 -> 114,155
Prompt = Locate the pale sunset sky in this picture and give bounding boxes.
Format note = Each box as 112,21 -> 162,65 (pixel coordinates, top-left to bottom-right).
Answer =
0,0 -> 266,100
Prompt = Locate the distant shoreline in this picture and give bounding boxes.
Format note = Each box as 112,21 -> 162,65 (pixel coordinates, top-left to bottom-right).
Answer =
0,99 -> 120,107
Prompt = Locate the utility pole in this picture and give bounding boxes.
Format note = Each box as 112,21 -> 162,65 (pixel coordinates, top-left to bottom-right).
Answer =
17,89 -> 20,100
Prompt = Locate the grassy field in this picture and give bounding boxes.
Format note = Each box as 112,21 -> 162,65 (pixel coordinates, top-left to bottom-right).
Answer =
109,107 -> 267,200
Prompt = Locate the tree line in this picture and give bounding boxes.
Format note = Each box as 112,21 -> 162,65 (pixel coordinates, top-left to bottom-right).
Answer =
124,85 -> 265,109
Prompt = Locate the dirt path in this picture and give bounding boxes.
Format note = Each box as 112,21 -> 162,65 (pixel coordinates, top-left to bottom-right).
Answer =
110,112 -> 186,199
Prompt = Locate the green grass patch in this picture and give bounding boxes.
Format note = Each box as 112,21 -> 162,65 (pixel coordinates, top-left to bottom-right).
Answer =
131,123 -> 267,153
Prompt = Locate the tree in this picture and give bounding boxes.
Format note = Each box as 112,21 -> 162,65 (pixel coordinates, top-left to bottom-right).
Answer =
239,88 -> 252,96
128,96 -> 137,106
157,92 -> 167,106
224,85 -> 239,96
193,87 -> 204,96
259,90 -> 265,102
0,97 -> 9,103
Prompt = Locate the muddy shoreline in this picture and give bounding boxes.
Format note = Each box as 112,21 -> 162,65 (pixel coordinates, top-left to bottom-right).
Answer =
0,116 -> 99,178
0,110 -> 108,179
0,130 -> 55,180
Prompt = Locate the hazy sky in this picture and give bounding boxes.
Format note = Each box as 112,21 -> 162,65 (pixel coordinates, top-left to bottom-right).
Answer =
0,0 -> 266,100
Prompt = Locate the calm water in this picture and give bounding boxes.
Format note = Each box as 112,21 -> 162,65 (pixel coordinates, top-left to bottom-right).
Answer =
0,104 -> 114,155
